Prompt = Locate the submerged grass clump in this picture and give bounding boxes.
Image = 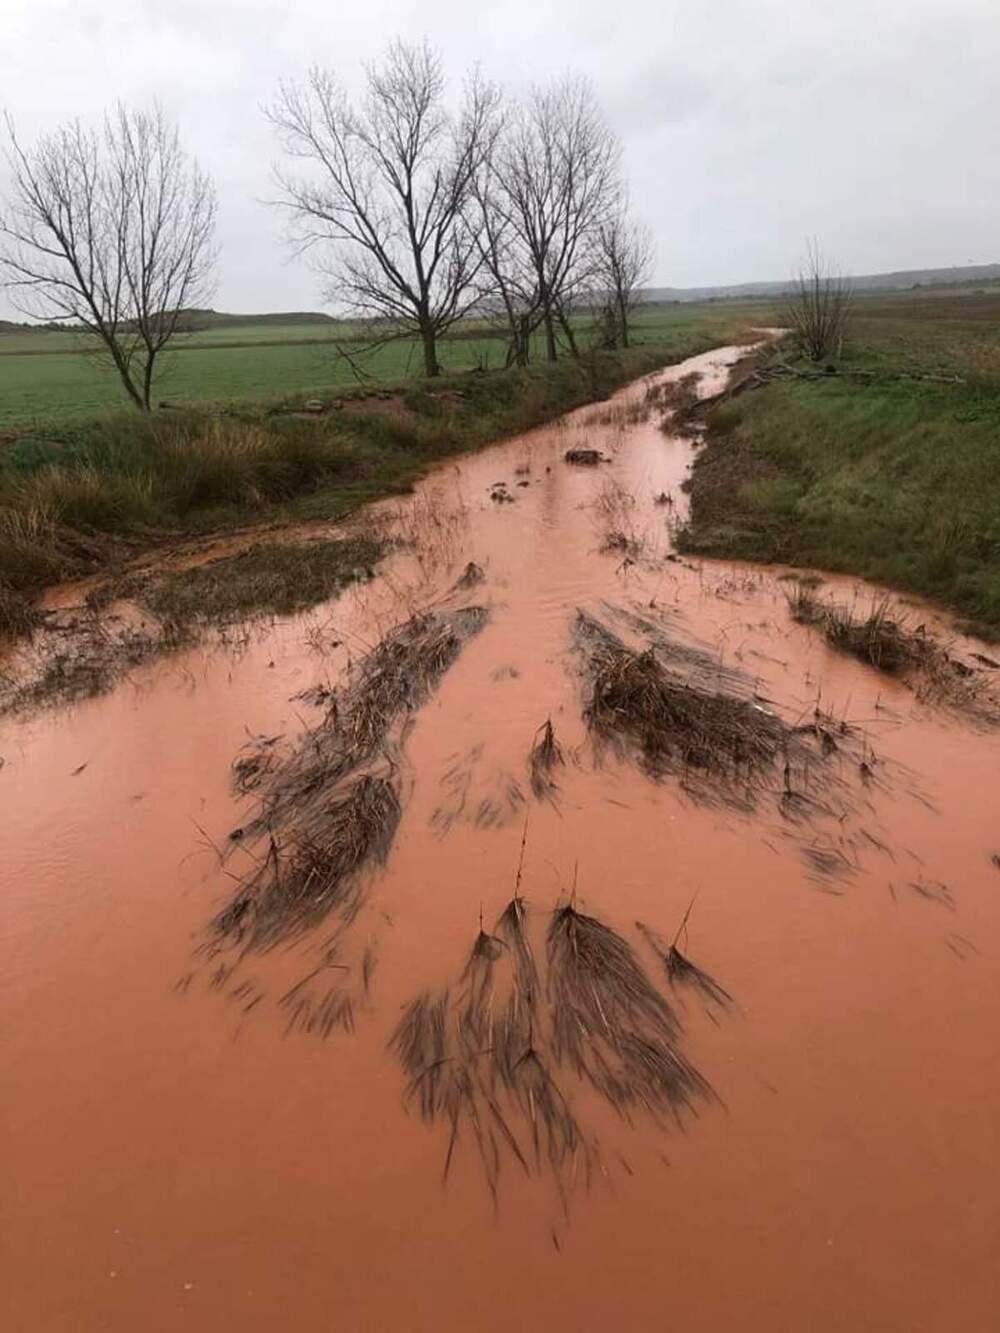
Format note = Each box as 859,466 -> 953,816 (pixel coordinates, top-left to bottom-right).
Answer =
636,918 -> 733,1011
1,534 -> 383,716
576,610 -> 792,805
143,536 -> 383,626
788,587 -> 996,718
391,892 -> 717,1200
0,614 -> 192,716
789,589 -> 927,673
546,903 -> 708,1116
207,604 -> 488,960
215,774 -> 401,951
528,719 -> 565,801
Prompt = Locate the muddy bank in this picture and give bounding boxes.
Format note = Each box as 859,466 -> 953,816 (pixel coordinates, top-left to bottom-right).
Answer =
3,344 -> 999,1333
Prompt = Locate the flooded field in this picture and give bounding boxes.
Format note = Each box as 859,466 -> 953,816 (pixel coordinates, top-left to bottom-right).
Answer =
3,345 -> 999,1332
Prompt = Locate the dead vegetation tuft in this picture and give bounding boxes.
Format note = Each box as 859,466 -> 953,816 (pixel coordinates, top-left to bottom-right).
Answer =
648,373 -> 702,433
0,580 -> 41,641
789,588 -> 997,717
208,605 -> 488,957
391,892 -> 716,1199
573,607 -> 896,849
1,614 -> 192,715
453,561 -> 486,590
636,915 -> 733,1011
528,719 -> 565,801
546,903 -> 709,1116
213,774 -> 401,951
600,531 -> 643,559
576,610 -> 794,806
231,732 -> 282,794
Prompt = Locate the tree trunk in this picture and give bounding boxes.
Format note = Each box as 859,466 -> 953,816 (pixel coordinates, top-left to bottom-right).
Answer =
107,346 -> 146,412
557,309 -> 579,359
617,293 -> 630,348
141,352 -> 156,411
543,311 -> 557,362
421,324 -> 440,378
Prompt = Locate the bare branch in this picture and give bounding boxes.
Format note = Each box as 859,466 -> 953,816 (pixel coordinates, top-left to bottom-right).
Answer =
0,105 -> 217,410
779,240 -> 852,362
267,41 -> 500,378
484,77 -> 622,363
595,208 -> 654,349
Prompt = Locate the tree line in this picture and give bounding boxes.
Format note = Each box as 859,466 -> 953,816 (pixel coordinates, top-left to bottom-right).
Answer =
0,40 -> 653,410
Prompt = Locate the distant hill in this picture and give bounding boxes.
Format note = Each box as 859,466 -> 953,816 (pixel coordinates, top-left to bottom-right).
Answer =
173,308 -> 337,329
0,309 -> 339,335
643,262 -> 1000,304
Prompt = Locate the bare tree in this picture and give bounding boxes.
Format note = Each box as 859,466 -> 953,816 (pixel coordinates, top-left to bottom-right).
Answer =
780,241 -> 852,361
468,103 -> 543,367
596,210 -> 653,349
490,77 -> 621,362
0,105 -> 217,411
268,41 -> 497,379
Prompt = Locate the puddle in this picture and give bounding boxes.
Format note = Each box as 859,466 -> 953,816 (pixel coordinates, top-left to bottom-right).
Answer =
3,344 -> 999,1332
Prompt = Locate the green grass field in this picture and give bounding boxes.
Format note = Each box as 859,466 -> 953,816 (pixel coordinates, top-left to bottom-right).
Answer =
680,292 -> 1000,637
0,306 -> 764,426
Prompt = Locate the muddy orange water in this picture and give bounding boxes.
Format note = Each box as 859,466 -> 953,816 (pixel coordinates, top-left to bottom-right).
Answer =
3,346 -> 1000,1333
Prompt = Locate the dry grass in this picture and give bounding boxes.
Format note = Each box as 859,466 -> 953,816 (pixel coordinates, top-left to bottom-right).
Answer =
789,587 -> 996,716
600,530 -> 643,558
207,605 -> 488,956
213,775 -> 401,951
0,613 -> 191,715
528,719 -> 565,801
0,579 -> 40,641
789,588 -> 925,672
390,892 -> 716,1198
576,610 -> 791,806
546,904 -> 709,1117
636,918 -> 733,1010
574,606 -> 889,835
649,372 -> 702,431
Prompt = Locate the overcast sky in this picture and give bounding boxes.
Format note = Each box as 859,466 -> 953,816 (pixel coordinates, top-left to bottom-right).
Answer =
2,0 -> 998,316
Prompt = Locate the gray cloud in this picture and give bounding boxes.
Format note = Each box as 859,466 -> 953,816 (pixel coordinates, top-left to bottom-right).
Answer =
2,0 -> 997,316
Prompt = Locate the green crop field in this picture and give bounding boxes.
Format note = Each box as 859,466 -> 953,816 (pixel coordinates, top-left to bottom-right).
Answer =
0,305 -> 767,427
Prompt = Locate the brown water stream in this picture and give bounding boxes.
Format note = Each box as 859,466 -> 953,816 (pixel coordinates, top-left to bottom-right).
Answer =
3,345 -> 999,1332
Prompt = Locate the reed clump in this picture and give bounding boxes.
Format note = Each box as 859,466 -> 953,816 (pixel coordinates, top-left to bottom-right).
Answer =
576,611 -> 794,804
528,719 -> 565,801
208,605 -> 488,956
390,894 -> 716,1199
789,587 -> 996,717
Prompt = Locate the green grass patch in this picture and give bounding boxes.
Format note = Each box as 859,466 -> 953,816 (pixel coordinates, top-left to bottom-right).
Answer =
679,300 -> 1000,638
142,537 -> 382,625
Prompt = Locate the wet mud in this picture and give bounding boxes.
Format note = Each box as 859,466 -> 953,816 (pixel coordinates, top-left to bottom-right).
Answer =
3,345 -> 999,1332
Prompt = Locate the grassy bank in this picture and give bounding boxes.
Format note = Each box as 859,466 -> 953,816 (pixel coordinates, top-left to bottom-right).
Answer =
679,295 -> 1000,638
0,305 -> 763,635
